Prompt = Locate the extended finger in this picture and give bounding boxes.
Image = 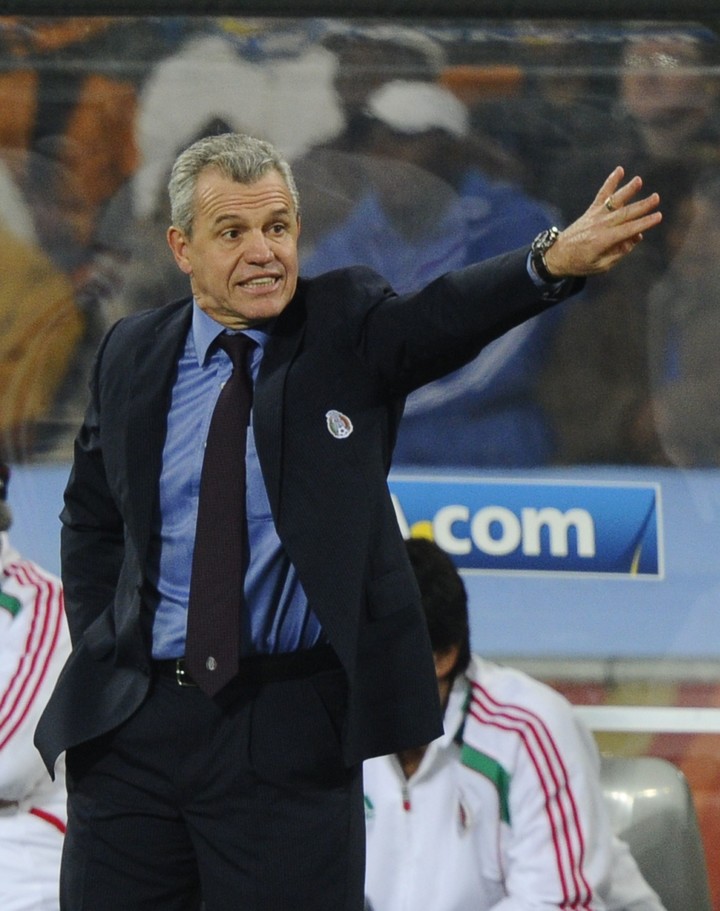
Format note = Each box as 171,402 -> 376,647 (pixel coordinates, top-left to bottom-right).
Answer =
609,208 -> 662,245
611,192 -> 661,225
609,175 -> 645,209
593,166 -> 625,207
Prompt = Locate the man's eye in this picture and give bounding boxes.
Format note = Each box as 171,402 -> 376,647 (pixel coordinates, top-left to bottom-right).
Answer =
270,223 -> 287,235
222,229 -> 240,239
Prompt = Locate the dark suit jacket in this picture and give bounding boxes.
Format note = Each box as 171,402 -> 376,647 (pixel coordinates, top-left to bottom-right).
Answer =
35,249 -> 580,773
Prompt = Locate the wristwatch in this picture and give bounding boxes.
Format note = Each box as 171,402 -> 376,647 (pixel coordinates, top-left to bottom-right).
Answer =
530,226 -> 561,283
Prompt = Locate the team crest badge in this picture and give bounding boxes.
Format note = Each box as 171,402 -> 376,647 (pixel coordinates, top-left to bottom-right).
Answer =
326,410 -> 353,439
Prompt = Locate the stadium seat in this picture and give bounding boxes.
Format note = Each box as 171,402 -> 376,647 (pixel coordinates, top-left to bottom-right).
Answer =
599,756 -> 712,911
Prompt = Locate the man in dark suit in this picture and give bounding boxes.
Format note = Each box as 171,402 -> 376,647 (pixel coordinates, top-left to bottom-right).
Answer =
34,132 -> 660,911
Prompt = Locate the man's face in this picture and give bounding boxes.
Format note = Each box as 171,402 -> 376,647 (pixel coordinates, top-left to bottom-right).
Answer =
167,167 -> 300,329
620,39 -> 713,156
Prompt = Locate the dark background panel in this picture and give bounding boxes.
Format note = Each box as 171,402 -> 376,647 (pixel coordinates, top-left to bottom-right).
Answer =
2,0 -> 720,22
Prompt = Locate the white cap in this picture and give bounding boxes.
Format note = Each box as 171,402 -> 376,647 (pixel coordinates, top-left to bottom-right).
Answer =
365,80 -> 469,139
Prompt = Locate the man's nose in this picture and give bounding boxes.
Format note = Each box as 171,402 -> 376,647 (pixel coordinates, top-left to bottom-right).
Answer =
245,230 -> 274,262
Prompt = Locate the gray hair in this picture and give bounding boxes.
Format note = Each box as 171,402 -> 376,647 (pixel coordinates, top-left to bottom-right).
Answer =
168,132 -> 300,236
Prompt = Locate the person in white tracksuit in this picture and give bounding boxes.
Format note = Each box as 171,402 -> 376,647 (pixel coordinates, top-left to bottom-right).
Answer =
0,463 -> 70,911
363,538 -> 666,911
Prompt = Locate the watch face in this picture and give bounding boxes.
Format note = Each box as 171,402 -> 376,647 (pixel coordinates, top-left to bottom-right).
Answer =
533,227 -> 559,253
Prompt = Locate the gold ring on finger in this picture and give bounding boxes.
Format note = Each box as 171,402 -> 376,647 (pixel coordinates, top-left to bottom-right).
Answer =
604,196 -> 615,212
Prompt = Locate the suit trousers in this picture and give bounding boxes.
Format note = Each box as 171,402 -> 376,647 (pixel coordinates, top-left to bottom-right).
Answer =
60,660 -> 364,911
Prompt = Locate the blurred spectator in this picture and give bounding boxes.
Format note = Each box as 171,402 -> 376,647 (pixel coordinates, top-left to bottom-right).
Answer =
0,198 -> 83,462
614,31 -> 720,464
0,17 -> 190,460
291,25 -> 477,250
617,31 -> 720,170
465,32 -> 635,223
320,24 -> 447,150
301,79 -> 563,468
0,17 -> 159,276
0,462 -> 70,911
537,249 -> 667,466
537,158 -> 695,467
645,172 -> 720,466
363,537 -> 667,911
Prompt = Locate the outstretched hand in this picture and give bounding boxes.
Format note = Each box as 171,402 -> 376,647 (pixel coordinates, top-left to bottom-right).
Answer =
544,167 -> 662,278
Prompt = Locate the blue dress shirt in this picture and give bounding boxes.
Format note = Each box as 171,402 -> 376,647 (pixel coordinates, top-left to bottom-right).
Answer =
148,303 -> 323,659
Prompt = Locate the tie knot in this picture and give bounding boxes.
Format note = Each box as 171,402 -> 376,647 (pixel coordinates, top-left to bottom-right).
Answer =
216,333 -> 254,370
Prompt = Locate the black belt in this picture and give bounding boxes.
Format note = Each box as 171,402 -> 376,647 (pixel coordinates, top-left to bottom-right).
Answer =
152,644 -> 340,688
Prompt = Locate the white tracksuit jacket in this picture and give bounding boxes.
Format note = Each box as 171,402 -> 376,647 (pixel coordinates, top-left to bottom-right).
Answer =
0,533 -> 70,911
363,656 -> 666,911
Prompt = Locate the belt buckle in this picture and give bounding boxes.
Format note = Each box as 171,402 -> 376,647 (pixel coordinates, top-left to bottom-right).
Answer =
175,658 -> 197,687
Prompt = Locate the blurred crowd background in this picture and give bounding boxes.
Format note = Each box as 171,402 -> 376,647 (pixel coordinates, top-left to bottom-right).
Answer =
0,14 -> 718,474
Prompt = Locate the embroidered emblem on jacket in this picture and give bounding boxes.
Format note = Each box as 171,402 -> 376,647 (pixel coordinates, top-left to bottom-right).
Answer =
326,410 -> 353,439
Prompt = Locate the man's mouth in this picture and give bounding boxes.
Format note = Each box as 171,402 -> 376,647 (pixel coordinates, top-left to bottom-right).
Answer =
240,276 -> 280,289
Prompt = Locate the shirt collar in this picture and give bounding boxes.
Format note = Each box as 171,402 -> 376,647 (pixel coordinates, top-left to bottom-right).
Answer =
191,299 -> 272,366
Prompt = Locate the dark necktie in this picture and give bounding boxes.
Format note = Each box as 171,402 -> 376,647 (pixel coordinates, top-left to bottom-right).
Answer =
185,333 -> 254,695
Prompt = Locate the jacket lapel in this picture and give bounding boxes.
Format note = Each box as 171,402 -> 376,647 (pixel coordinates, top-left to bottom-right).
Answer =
253,289 -> 306,522
125,301 -> 193,551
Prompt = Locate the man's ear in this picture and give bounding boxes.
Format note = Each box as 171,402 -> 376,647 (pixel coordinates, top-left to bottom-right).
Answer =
433,644 -> 461,681
167,226 -> 192,275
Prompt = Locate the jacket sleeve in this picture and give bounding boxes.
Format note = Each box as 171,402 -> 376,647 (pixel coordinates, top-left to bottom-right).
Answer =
0,558 -> 70,801
60,336 -> 125,646
350,249 -> 582,398
465,675 -> 613,911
